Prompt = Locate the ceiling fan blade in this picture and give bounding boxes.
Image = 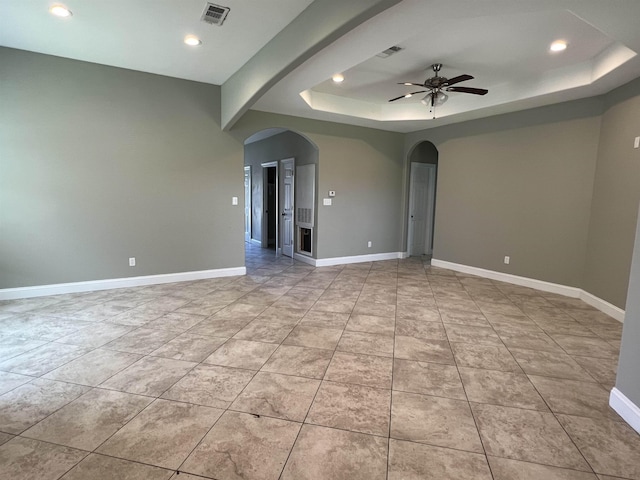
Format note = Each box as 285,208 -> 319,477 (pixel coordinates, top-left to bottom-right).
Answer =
446,86 -> 488,95
444,74 -> 473,86
388,90 -> 427,102
397,82 -> 425,87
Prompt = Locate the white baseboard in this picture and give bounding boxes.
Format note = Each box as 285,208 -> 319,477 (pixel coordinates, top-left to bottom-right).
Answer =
431,259 -> 582,297
431,259 -> 624,322
250,239 -> 262,246
315,252 -> 406,267
610,388 -> 640,435
0,267 -> 246,301
293,253 -> 315,266
579,290 -> 625,322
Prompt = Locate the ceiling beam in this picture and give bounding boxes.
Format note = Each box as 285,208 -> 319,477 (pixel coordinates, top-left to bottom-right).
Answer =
220,0 -> 402,130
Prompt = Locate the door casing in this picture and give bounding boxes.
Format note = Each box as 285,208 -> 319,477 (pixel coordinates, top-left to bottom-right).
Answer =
280,158 -> 295,258
408,162 -> 437,256
244,166 -> 251,242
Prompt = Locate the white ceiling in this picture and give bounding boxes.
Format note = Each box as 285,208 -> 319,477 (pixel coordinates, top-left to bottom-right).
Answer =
0,0 -> 314,85
253,0 -> 640,132
2,0 -> 640,133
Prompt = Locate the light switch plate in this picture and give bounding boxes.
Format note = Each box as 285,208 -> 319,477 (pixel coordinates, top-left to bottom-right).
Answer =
232,196 -> 238,205
634,136 -> 639,149
323,198 -> 332,206
328,190 -> 336,197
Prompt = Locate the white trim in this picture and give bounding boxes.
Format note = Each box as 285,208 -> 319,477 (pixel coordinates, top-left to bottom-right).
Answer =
250,238 -> 262,246
293,253 -> 316,266
408,162 -> 437,256
315,252 -> 405,267
399,251 -> 409,259
579,290 -> 625,322
0,267 -> 246,301
431,259 -> 581,297
280,157 -> 295,258
610,388 -> 640,435
244,165 -> 252,243
431,258 -> 625,322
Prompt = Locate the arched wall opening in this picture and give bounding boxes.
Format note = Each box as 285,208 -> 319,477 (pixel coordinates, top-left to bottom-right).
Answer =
405,140 -> 439,257
243,128 -> 319,260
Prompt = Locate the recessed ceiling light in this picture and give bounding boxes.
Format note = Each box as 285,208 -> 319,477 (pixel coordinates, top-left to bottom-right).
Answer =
184,35 -> 202,46
550,40 -> 567,52
404,93 -> 412,98
49,4 -> 72,17
332,73 -> 344,83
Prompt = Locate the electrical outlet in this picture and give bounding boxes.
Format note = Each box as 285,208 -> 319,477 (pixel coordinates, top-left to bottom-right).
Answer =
367,241 -> 372,248
129,257 -> 136,267
504,256 -> 510,265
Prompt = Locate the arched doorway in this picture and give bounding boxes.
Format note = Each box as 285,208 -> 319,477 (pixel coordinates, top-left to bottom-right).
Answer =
407,141 -> 439,257
243,129 -> 319,260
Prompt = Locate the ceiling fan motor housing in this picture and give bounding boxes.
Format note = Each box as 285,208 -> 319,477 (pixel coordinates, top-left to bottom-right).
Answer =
389,63 -> 488,107
427,76 -> 447,88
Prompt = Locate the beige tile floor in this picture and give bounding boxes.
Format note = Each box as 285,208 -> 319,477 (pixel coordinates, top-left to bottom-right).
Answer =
0,243 -> 639,479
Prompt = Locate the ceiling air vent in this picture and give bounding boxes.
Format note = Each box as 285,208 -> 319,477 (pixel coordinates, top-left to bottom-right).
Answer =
201,3 -> 230,26
376,46 -> 403,58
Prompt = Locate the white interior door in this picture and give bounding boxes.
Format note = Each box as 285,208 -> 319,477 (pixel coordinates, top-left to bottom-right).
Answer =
408,162 -> 436,256
244,166 -> 251,242
280,158 -> 295,257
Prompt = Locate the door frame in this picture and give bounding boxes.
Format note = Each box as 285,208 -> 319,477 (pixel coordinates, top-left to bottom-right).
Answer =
244,166 -> 251,242
261,161 -> 278,252
279,158 -> 295,258
407,162 -> 437,256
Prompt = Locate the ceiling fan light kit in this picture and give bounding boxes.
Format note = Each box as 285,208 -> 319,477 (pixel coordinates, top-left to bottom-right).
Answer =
390,63 -> 488,118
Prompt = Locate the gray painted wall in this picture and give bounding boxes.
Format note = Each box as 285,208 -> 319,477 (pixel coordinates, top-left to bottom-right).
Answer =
3,46 -> 639,315
243,131 -> 319,254
233,111 -> 406,259
616,205 -> 640,407
583,79 -> 640,308
405,100 -> 602,288
1,48 -> 406,289
0,47 -> 245,288
404,83 -> 640,308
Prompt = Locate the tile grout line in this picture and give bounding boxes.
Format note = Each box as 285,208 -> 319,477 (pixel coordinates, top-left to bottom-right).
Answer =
0,247 -> 629,479
385,259 -> 400,480
433,265 -> 498,480
469,274 -> 600,477
274,260 -> 357,479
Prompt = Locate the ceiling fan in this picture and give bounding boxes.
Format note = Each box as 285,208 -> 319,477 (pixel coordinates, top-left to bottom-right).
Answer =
389,63 -> 488,118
